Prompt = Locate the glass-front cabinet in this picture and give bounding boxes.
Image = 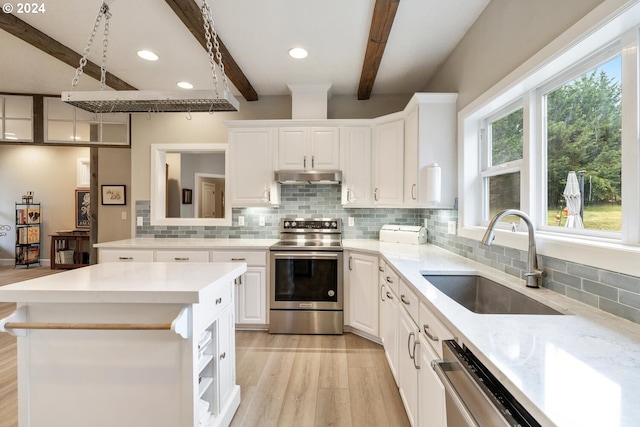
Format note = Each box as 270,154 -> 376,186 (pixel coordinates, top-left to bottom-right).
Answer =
45,97 -> 129,145
0,95 -> 33,142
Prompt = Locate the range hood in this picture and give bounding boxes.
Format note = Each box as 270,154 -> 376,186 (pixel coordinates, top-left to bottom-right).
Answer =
275,170 -> 342,184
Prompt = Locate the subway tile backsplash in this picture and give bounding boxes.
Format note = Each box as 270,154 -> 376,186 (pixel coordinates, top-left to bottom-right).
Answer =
136,184 -> 640,325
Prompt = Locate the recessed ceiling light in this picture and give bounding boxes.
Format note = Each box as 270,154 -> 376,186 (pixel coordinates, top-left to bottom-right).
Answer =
288,47 -> 308,59
177,81 -> 194,89
137,50 -> 159,61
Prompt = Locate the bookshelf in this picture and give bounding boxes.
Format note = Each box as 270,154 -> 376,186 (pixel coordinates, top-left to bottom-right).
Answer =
50,232 -> 90,269
15,201 -> 41,268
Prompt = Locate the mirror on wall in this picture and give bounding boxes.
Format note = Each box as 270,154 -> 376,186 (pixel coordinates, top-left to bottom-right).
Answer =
150,143 -> 231,226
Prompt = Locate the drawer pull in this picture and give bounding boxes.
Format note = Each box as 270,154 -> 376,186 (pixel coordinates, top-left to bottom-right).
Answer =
118,257 -> 133,260
231,258 -> 246,261
423,324 -> 439,342
380,284 -> 386,301
386,276 -> 393,284
378,266 -> 384,272
215,298 -> 222,305
173,257 -> 189,261
386,291 -> 393,300
400,295 -> 410,305
234,275 -> 243,285
412,340 -> 420,369
408,332 -> 415,359
219,352 -> 226,360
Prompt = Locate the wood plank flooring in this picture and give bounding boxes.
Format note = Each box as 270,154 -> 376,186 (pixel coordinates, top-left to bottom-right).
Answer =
0,266 -> 409,427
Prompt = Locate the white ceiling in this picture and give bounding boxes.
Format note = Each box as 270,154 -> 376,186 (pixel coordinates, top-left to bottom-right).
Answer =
1,0 -> 490,98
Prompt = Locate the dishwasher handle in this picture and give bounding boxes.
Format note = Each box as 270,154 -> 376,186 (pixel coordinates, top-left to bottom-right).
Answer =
432,359 -> 481,427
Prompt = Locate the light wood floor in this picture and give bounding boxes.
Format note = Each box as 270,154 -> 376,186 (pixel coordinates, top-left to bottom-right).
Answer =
0,266 -> 409,427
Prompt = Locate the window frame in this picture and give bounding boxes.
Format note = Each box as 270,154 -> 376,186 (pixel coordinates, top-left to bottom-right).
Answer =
458,2 -> 640,278
536,43 -> 623,239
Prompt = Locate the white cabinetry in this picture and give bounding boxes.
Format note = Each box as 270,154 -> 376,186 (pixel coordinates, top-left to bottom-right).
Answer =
372,119 -> 404,206
211,250 -> 268,327
418,334 -> 446,427
346,251 -> 379,338
378,259 -> 399,382
403,93 -> 458,208
398,301 -> 420,427
278,127 -> 340,171
341,127 -> 372,206
228,127 -> 280,207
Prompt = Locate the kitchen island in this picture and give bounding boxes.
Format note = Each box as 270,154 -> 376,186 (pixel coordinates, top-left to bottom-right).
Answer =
0,262 -> 246,427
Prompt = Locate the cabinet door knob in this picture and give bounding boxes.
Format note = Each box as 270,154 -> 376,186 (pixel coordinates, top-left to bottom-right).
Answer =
380,284 -> 386,301
411,184 -> 417,200
219,352 -> 226,360
303,155 -> 307,168
412,340 -> 420,370
400,295 -> 410,305
407,332 -> 415,359
215,297 -> 222,305
374,188 -> 379,201
385,276 -> 393,284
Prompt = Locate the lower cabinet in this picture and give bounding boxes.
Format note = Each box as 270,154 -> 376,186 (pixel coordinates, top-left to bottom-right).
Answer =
211,250 -> 268,327
379,271 -> 399,382
418,333 -> 446,427
346,251 -> 379,337
398,304 -> 420,427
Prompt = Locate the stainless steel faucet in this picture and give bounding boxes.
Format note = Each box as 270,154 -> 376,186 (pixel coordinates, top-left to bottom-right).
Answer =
481,209 -> 545,288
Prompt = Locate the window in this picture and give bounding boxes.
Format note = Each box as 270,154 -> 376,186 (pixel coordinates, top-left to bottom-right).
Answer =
541,53 -> 622,235
459,4 -> 640,276
481,105 -> 523,223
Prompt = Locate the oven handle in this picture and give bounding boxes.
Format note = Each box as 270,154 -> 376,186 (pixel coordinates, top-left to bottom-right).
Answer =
271,252 -> 342,260
432,360 -> 481,427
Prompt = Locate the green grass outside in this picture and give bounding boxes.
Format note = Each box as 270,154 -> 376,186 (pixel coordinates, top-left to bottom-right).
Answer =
547,204 -> 621,231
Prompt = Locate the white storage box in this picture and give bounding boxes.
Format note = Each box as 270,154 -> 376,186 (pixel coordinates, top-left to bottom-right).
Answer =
379,224 -> 427,245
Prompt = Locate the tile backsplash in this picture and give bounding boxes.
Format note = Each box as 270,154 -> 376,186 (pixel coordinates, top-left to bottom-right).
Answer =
136,184 -> 640,325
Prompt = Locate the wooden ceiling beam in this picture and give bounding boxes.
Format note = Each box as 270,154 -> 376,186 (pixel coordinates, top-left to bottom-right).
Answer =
358,0 -> 400,100
0,12 -> 137,91
165,0 -> 259,102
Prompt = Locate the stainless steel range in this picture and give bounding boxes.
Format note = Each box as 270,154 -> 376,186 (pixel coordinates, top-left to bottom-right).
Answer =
269,218 -> 343,335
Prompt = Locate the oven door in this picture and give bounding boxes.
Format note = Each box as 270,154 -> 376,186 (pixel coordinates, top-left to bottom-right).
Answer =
270,251 -> 343,310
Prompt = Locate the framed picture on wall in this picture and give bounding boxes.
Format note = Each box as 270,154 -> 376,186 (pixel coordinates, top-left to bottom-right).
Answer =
101,185 -> 126,205
182,189 -> 193,204
75,189 -> 90,229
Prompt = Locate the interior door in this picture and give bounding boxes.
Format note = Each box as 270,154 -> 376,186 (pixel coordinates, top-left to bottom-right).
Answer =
201,181 -> 216,218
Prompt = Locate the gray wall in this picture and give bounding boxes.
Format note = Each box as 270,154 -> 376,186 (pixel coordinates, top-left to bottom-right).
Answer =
425,0 -> 605,109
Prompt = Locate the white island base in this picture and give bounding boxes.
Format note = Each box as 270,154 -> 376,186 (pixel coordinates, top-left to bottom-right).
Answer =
0,262 -> 246,427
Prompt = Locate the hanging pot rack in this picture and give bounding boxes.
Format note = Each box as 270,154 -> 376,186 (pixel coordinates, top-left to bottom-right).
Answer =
61,0 -> 239,114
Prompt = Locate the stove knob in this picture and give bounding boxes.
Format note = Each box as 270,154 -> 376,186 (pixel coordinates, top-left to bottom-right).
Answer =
284,221 -> 290,228
324,221 -> 330,228
331,221 -> 338,228
328,290 -> 335,297
291,221 -> 297,228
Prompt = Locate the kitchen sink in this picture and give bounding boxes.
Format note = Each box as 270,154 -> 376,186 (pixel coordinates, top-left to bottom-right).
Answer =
423,274 -> 562,315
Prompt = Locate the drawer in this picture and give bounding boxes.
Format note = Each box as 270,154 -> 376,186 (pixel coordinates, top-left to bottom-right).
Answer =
381,262 -> 399,296
398,279 -> 419,325
419,300 -> 454,358
155,250 -> 209,263
193,280 -> 233,332
211,250 -> 267,266
99,249 -> 154,263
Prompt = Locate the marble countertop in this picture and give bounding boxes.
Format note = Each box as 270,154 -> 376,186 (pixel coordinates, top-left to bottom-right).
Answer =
0,262 -> 247,304
91,237 -> 640,425
344,240 -> 640,427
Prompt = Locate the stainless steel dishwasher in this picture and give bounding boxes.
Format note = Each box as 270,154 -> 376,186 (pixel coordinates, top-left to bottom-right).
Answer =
432,340 -> 542,427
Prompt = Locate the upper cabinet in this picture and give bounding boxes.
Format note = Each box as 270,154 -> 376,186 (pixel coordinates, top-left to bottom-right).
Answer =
404,94 -> 458,208
373,119 -> 405,206
0,95 -> 33,142
277,126 -> 340,171
228,127 -> 280,207
341,127 -> 372,206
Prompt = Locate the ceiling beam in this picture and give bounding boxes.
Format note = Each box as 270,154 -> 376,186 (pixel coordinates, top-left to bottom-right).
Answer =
358,0 -> 400,100
0,12 -> 136,91
165,0 -> 259,102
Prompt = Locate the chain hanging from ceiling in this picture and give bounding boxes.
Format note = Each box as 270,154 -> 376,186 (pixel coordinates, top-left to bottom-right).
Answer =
61,0 -> 239,114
